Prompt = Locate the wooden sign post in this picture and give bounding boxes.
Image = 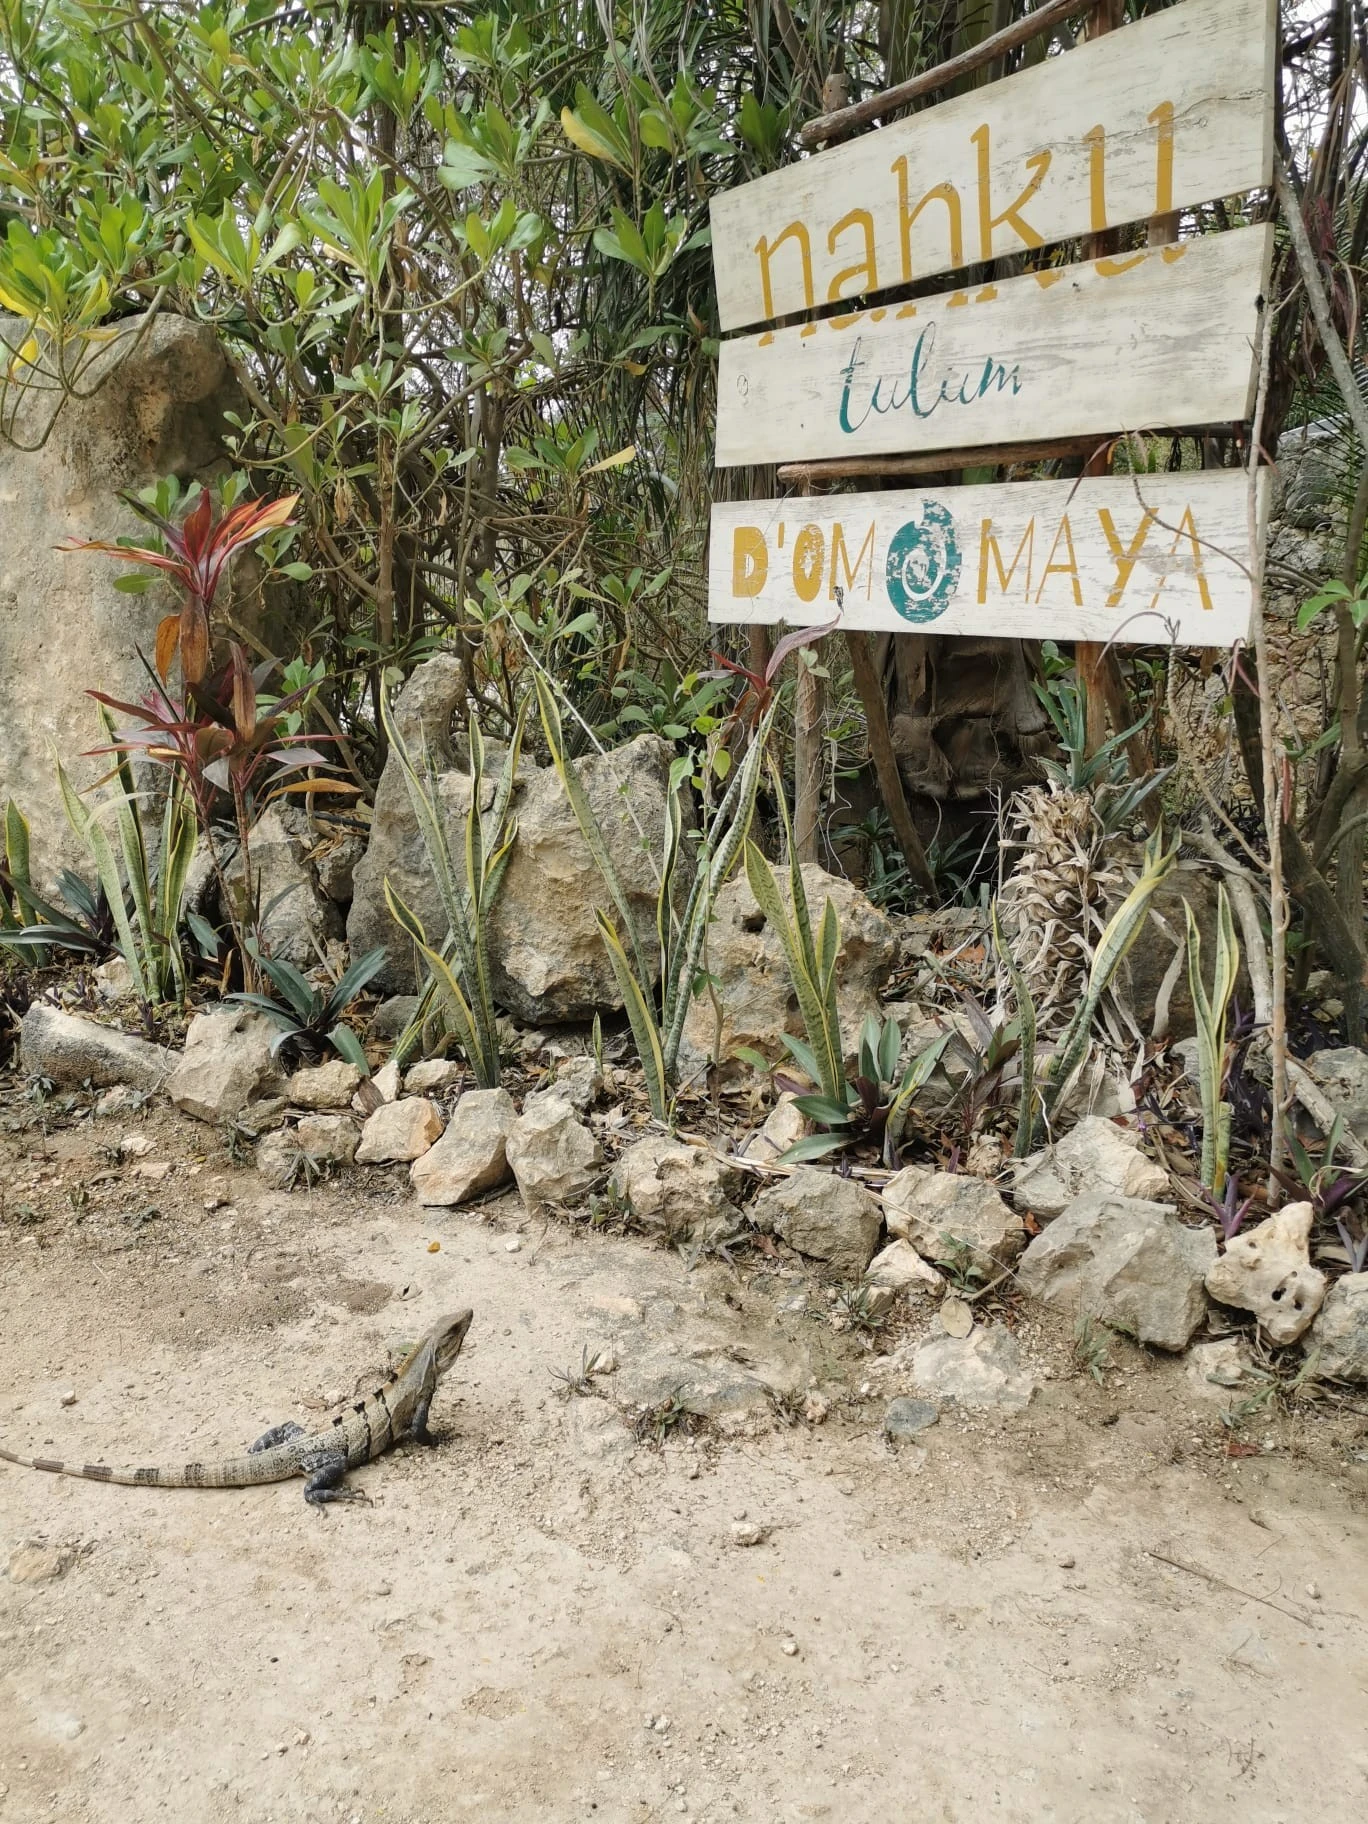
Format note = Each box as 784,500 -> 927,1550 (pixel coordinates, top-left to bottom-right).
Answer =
705,0 -> 1277,867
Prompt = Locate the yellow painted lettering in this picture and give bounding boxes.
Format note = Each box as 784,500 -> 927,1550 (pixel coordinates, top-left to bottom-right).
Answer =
1149,505 -> 1214,614
977,518 -> 1035,603
826,208 -> 878,302
891,156 -> 963,281
732,526 -> 769,598
754,220 -> 815,321
792,525 -> 826,604
1084,125 -> 1107,234
829,521 -> 877,600
972,125 -> 1051,259
1095,252 -> 1148,277
1034,515 -> 1083,606
1096,507 -> 1157,609
1148,101 -> 1175,217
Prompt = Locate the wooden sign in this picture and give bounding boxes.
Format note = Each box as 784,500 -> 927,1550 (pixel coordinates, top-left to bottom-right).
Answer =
711,0 -> 1275,332
709,470 -> 1263,647
715,224 -> 1271,469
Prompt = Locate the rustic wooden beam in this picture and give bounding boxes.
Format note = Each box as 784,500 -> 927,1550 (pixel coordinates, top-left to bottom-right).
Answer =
845,630 -> 936,896
800,0 -> 1098,146
776,436 -> 1106,486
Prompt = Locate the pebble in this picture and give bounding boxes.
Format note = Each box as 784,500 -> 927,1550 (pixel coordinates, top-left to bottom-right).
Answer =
883,1397 -> 939,1440
781,1640 -> 799,1657
504,1236 -> 521,1253
729,1521 -> 769,1547
59,1390 -> 77,1407
50,1715 -> 84,1741
1306,1581 -> 1321,1600
6,1545 -> 68,1586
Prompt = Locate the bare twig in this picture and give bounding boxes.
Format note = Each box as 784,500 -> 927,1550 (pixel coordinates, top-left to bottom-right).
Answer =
1146,1550 -> 1318,1627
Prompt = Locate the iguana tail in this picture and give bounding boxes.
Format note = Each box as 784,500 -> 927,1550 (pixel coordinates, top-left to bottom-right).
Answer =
0,1443 -> 297,1489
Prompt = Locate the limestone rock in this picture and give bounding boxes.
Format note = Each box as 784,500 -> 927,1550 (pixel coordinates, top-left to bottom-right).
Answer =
230,805 -> 334,967
0,312 -> 246,890
884,1396 -> 941,1438
20,1003 -> 174,1094
609,1136 -> 742,1241
354,1058 -> 402,1113
1012,1116 -> 1169,1220
6,1542 -> 70,1585
1017,1191 -> 1215,1351
410,1088 -> 515,1206
677,863 -> 897,1080
370,996 -> 420,1041
167,1007 -> 280,1123
295,1114 -> 358,1164
882,1167 -> 1025,1276
528,1056 -> 602,1115
404,1059 -> 463,1096
256,1131 -> 308,1187
865,1239 -> 943,1297
347,655 -> 674,1020
1306,1273 -> 1368,1382
355,1097 -> 443,1165
743,1094 -> 808,1163
751,1167 -> 881,1276
1184,1336 -> 1253,1400
1205,1202 -> 1326,1345
287,1059 -> 362,1110
910,1324 -> 1037,1413
506,1095 -> 602,1209
1304,1047 -> 1368,1141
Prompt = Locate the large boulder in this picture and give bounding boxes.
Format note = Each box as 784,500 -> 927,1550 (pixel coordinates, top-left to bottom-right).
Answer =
678,863 -> 896,1081
229,805 -> 336,968
20,1003 -> 175,1093
410,1087 -> 515,1206
1017,1190 -> 1215,1351
609,1135 -> 742,1242
1012,1116 -> 1169,1220
506,1095 -> 602,1209
346,655 -> 673,1020
0,312 -> 273,890
1303,1047 -> 1368,1142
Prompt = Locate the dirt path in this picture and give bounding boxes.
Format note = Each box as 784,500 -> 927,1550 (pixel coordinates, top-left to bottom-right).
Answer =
2,1126 -> 1367,1824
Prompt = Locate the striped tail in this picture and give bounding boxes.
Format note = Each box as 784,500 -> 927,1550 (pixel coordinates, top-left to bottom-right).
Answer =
0,1444 -> 295,1489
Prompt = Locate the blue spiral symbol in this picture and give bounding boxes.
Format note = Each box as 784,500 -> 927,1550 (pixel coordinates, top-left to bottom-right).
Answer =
885,501 -> 962,625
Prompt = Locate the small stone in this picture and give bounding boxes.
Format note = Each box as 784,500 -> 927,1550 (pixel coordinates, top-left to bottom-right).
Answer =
295,1113 -> 359,1165
1185,1336 -> 1251,1398
1306,1581 -> 1321,1600
743,1093 -> 808,1163
167,1006 -> 280,1124
882,1167 -> 1024,1276
119,1133 -> 154,1159
653,1715 -> 671,1734
355,1097 -> 443,1165
1205,1202 -> 1326,1345
939,1298 -> 974,1338
404,1059 -> 463,1096
729,1520 -> 769,1546
372,1059 -> 402,1103
94,1085 -> 142,1119
883,1397 -> 940,1439
610,1135 -> 742,1242
1306,1272 -> 1368,1382
506,1095 -> 602,1211
50,1715 -> 84,1741
1057,1554 -> 1076,1570
911,1323 -> 1038,1413
504,1236 -> 521,1253
6,1544 -> 69,1585
410,1088 -> 515,1207
59,1390 -> 76,1407
866,1239 -> 943,1297
751,1167 -> 881,1276
427,1241 -> 440,1253
287,1059 -> 363,1110
781,1640 -> 799,1657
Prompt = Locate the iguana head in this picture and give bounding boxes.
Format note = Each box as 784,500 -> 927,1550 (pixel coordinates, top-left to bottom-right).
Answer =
431,1309 -> 474,1375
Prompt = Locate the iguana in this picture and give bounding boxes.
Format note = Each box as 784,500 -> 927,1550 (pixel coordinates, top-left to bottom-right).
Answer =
0,1309 -> 473,1507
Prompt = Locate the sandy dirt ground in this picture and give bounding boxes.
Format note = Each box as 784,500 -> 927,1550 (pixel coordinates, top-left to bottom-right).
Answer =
2,1109 -> 1367,1824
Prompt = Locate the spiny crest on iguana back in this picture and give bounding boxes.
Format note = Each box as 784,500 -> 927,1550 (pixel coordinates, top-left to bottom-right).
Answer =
0,1309 -> 473,1507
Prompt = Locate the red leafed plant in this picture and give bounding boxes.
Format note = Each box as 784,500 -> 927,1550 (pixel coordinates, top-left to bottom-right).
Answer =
58,488 -> 300,686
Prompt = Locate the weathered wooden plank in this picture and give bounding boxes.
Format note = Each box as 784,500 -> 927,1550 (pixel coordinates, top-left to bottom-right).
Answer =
711,0 -> 1275,333
715,224 -> 1272,470
709,470 -> 1266,648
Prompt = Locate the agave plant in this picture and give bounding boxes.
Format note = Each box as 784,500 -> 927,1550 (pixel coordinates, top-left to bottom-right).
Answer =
381,690 -> 524,1090
58,487 -> 299,687
535,673 -> 770,1123
229,944 -> 387,1072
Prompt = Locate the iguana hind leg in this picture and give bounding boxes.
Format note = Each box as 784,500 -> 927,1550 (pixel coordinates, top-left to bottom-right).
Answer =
249,1421 -> 306,1454
300,1450 -> 368,1507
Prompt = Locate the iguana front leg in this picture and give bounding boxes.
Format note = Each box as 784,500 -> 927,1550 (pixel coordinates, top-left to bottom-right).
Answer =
299,1450 -> 368,1507
410,1393 -> 436,1445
